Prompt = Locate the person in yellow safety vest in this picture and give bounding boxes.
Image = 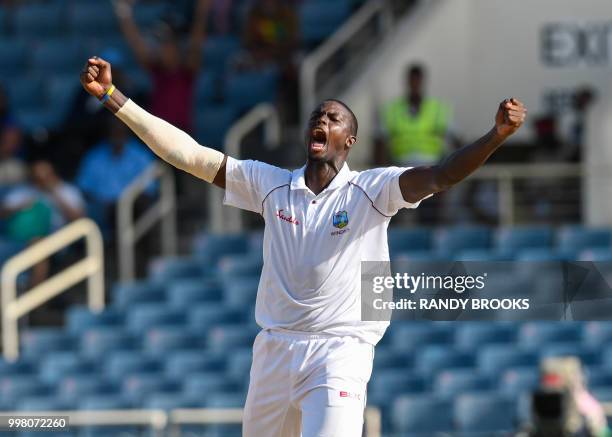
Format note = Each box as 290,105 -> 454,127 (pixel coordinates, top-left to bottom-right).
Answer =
375,64 -> 454,167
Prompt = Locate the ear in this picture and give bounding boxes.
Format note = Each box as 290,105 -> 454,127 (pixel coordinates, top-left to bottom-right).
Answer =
345,135 -> 357,148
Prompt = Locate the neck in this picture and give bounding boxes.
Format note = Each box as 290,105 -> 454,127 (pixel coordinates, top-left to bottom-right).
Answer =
304,158 -> 344,195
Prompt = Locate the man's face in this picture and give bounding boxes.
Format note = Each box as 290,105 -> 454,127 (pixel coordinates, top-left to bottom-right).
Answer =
407,71 -> 424,97
305,101 -> 355,162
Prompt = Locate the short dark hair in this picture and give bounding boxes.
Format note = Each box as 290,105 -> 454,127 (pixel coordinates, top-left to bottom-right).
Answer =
323,99 -> 358,137
407,63 -> 425,78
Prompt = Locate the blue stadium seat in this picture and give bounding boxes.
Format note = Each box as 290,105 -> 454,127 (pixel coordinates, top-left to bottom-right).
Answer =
0,40 -> 28,77
193,234 -> 250,264
369,370 -> 426,407
202,36 -> 241,72
558,226 -> 612,252
121,372 -> 181,404
80,327 -> 138,359
105,352 -> 163,382
226,347 -> 252,386
478,345 -> 538,376
195,71 -> 220,104
17,395 -> 74,411
0,358 -> 37,376
496,226 -> 554,255
145,327 -> 203,356
0,375 -> 51,406
113,281 -> 166,308
133,2 -> 168,27
300,0 -> 351,46
39,352 -> 97,384
79,394 -> 133,411
58,374 -> 119,401
388,322 -> 453,350
195,104 -> 237,148
66,306 -> 124,334
455,323 -> 517,350
14,3 -> 64,37
455,393 -> 517,432
584,322 -> 612,347
205,392 -> 246,408
9,76 -> 44,111
68,2 -> 117,35
519,322 -> 583,349
21,328 -> 76,357
149,256 -> 209,283
372,348 -> 412,370
434,226 -> 492,256
127,305 -> 186,333
30,39 -> 84,74
434,369 -> 493,399
592,387 -> 612,403
224,277 -> 260,309
225,67 -> 279,112
188,305 -> 245,331
500,367 -> 539,396
587,368 -> 612,389
455,249 -> 510,261
540,342 -> 601,366
182,371 -> 241,398
15,107 -> 62,132
414,346 -> 475,377
391,395 -> 454,433
167,279 -> 222,308
165,351 -> 226,379
207,325 -> 258,351
218,254 -> 263,280
144,392 -> 196,410
516,248 -> 569,261
387,228 -> 433,256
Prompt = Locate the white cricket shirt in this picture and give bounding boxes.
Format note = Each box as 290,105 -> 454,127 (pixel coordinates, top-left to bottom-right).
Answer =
223,157 -> 423,345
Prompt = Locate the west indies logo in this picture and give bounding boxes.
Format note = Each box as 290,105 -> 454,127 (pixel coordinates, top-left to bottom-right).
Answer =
332,210 -> 349,229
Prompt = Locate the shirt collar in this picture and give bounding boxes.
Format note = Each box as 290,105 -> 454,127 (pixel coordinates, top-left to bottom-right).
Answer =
290,162 -> 351,193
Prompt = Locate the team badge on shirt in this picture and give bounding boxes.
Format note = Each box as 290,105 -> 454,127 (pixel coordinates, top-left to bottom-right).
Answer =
332,210 -> 349,229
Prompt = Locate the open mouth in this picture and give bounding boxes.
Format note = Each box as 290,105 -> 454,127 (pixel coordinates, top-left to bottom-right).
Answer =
309,128 -> 327,152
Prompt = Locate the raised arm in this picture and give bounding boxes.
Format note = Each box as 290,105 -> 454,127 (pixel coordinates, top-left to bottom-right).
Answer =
113,0 -> 153,69
79,57 -> 227,188
398,98 -> 527,203
186,0 -> 210,72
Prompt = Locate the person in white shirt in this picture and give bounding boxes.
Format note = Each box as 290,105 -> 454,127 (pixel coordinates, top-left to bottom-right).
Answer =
80,56 -> 526,437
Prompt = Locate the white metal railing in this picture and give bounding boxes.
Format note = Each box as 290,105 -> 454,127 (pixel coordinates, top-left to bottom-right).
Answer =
1,218 -> 104,361
117,162 -> 177,282
300,0 -> 393,122
0,408 -> 382,437
466,162 -> 582,226
210,103 -> 281,233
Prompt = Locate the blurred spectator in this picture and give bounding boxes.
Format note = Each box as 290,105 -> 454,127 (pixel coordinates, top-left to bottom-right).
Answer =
114,0 -> 211,132
561,86 -> 597,163
242,0 -> 299,67
375,63 -> 455,166
523,357 -> 611,437
210,0 -> 234,34
375,63 -> 457,223
0,84 -> 26,188
76,118 -> 154,232
1,161 -> 84,285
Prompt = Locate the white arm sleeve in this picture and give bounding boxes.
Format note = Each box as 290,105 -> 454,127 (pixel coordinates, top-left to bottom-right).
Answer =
115,99 -> 224,183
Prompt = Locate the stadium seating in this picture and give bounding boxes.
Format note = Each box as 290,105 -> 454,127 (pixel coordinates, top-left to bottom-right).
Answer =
0,225 -> 610,436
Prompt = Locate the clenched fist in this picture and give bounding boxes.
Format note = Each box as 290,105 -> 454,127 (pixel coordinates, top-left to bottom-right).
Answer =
79,57 -> 113,99
495,98 -> 527,138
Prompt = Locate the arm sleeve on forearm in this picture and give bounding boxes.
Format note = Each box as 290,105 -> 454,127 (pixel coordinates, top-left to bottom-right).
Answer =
115,99 -> 224,183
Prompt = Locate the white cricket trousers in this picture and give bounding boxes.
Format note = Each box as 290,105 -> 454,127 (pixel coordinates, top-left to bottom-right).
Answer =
243,329 -> 374,437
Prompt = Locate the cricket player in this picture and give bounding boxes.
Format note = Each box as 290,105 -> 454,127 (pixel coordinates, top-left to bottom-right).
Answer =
80,56 -> 526,436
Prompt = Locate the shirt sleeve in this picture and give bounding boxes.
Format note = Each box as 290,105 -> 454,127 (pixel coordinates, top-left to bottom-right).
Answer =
223,157 -> 291,214
353,167 -> 432,216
